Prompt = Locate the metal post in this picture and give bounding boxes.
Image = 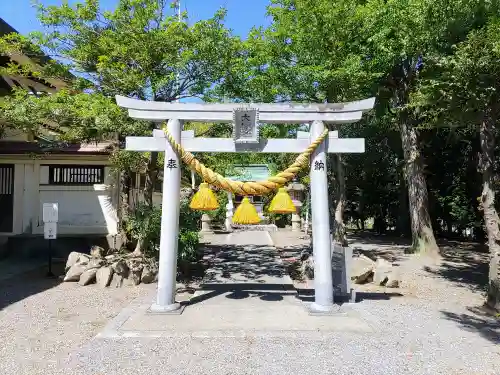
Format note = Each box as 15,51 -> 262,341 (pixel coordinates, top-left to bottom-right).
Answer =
46,240 -> 54,278
150,118 -> 183,313
309,120 -> 335,313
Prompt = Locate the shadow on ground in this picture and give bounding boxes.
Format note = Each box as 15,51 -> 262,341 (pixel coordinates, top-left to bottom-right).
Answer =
424,241 -> 489,293
348,234 -> 410,263
295,286 -> 403,303
187,243 -> 293,305
186,283 -> 295,306
202,244 -> 285,283
0,261 -> 63,310
441,306 -> 500,344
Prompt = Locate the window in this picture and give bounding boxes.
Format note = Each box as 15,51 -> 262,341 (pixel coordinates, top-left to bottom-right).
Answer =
49,165 -> 105,185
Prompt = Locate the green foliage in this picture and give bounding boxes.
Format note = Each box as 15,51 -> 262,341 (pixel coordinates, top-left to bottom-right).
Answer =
207,190 -> 229,226
178,200 -> 201,262
125,199 -> 200,262
126,202 -> 162,256
178,229 -> 200,262
179,199 -> 202,231
5,0 -> 240,101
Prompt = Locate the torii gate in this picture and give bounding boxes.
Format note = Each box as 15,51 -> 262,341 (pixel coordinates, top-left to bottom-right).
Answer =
117,95 -> 375,314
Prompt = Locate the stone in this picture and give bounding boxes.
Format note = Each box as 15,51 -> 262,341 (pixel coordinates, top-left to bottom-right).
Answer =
141,267 -> 156,284
96,267 -> 114,288
201,214 -> 214,233
373,258 -> 393,286
79,268 -> 98,286
386,268 -> 401,288
301,255 -> 314,280
112,260 -> 129,277
63,263 -> 87,282
77,254 -> 91,265
90,245 -> 106,258
126,257 -> 144,273
110,273 -> 124,288
128,270 -> 142,286
85,258 -> 105,271
351,255 -> 375,284
65,251 -> 85,272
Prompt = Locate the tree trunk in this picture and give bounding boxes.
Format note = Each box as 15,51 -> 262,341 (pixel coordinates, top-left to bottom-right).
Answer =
396,170 -> 411,236
144,152 -> 158,208
479,119 -> 500,310
400,119 -> 439,256
119,169 -> 132,228
333,154 -> 348,246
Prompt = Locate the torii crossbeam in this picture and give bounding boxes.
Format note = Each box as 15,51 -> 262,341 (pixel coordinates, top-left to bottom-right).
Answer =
117,95 -> 375,314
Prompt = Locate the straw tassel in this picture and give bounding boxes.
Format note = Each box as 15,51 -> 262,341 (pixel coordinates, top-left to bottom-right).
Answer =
189,182 -> 219,211
232,197 -> 261,225
268,188 -> 297,214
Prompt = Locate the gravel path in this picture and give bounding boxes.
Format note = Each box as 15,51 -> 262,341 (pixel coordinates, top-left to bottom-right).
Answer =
0,263 -> 155,375
1,233 -> 499,375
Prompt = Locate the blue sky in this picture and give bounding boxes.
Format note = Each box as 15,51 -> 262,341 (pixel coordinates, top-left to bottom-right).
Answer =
0,0 -> 270,37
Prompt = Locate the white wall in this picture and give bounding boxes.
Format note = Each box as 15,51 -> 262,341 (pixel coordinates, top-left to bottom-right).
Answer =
0,157 -> 119,236
35,164 -> 118,235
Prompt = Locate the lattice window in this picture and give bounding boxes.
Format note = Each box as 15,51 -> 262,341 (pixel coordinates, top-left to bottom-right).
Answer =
48,165 -> 105,185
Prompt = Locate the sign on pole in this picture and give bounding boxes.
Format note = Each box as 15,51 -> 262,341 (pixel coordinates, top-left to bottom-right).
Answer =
44,222 -> 57,240
43,203 -> 59,223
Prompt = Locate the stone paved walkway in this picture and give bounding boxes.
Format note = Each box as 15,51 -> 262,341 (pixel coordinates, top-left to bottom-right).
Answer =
96,231 -> 371,341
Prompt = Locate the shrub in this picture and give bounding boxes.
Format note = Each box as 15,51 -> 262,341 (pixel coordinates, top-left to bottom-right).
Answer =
126,199 -> 201,262
126,202 -> 162,256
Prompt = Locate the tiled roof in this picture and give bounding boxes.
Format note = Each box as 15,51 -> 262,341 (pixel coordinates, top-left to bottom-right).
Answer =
0,140 -> 113,155
227,164 -> 271,182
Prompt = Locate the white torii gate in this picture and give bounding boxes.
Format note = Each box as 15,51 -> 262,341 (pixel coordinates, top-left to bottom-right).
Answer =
117,95 -> 375,314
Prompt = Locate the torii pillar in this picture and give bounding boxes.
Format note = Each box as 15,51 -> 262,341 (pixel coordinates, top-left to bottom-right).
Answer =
117,96 -> 375,314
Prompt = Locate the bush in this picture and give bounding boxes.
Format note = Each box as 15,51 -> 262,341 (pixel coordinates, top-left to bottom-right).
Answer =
126,202 -> 162,256
178,199 -> 201,262
208,190 -> 229,227
126,199 -> 201,262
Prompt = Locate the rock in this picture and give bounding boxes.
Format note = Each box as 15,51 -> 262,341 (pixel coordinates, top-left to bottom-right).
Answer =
141,267 -> 156,284
373,258 -> 393,286
77,254 -> 91,265
112,260 -> 129,277
110,273 -> 124,288
90,245 -> 106,258
124,258 -> 144,286
126,257 -> 144,273
301,255 -> 314,280
128,270 -> 142,286
63,263 -> 87,282
85,258 -> 105,271
96,267 -> 114,288
386,268 -> 401,288
65,251 -> 86,272
351,255 -> 375,284
78,268 -> 98,286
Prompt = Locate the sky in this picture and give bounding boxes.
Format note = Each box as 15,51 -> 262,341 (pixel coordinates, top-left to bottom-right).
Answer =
0,0 -> 271,37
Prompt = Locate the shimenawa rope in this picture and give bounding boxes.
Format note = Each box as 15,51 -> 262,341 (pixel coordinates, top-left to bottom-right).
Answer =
162,125 -> 329,196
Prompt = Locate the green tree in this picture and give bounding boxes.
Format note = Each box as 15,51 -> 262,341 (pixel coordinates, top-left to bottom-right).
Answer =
231,0 -> 499,254
1,0 -> 240,206
414,18 -> 500,305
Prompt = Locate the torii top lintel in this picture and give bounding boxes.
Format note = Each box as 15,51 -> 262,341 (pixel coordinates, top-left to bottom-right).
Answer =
115,95 -> 375,124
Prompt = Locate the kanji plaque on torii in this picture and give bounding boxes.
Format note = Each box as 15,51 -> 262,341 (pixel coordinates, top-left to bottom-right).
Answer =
233,107 -> 259,144
117,95 -> 375,315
